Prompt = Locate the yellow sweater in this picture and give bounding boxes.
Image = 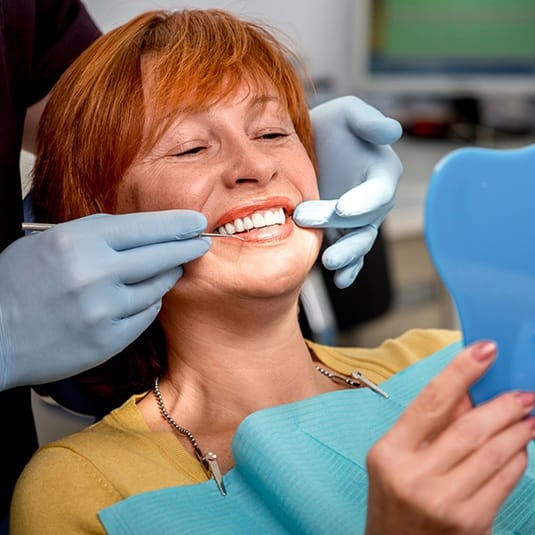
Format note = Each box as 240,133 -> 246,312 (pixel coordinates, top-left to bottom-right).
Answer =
10,328 -> 460,534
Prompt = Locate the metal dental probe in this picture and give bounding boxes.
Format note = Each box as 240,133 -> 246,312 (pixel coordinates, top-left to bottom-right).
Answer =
21,222 -> 246,240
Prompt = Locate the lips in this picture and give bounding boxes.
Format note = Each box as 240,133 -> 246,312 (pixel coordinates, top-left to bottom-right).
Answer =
213,197 -> 294,236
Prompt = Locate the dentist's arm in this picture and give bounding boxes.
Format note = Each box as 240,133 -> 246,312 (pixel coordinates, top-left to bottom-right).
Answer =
0,210 -> 209,390
294,96 -> 403,288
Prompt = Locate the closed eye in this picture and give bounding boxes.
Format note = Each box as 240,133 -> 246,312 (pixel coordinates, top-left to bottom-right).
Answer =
173,146 -> 205,157
259,131 -> 291,140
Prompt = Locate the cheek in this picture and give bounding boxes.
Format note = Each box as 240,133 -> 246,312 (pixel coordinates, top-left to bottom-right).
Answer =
299,177 -> 320,206
114,172 -> 197,214
306,178 -> 320,201
115,184 -> 171,213
115,167 -> 163,213
289,150 -> 319,201
114,181 -> 142,213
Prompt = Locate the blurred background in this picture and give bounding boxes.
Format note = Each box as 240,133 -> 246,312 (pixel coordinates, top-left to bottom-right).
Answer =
27,0 -> 535,347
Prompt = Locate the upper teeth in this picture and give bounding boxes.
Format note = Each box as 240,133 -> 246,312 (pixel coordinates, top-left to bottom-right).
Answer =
217,207 -> 286,235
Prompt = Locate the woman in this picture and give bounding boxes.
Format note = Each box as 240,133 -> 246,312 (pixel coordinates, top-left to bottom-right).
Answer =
11,9 -> 534,534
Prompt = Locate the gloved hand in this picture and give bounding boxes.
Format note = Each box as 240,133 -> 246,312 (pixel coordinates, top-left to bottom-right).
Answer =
0,210 -> 209,390
293,96 -> 403,288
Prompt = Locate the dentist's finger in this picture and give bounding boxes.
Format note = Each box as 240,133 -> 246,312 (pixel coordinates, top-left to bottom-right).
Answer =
335,161 -> 399,217
76,210 -> 207,250
117,237 -> 210,284
293,199 -> 383,228
333,259 -> 365,289
322,226 -> 377,271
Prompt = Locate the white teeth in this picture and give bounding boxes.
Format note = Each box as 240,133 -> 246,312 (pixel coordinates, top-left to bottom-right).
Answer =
217,207 -> 286,235
252,213 -> 264,227
264,210 -> 277,226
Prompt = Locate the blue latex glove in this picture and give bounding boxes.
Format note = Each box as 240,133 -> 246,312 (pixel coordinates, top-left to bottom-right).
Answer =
293,96 -> 403,288
0,210 -> 209,390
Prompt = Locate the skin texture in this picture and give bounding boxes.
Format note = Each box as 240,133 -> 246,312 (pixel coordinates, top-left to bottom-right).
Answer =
116,80 -> 322,304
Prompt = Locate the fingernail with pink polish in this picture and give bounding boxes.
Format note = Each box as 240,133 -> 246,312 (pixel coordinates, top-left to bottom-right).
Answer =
471,340 -> 497,362
515,391 -> 535,409
524,416 -> 535,435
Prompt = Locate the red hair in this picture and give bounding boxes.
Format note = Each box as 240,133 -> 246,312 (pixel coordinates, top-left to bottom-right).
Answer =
31,9 -> 316,412
32,8 -> 315,222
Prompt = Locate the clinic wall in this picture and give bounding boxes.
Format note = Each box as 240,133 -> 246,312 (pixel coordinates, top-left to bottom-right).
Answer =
83,0 -> 353,96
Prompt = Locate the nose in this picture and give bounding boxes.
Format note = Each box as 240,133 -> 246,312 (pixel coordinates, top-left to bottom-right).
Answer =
221,136 -> 277,188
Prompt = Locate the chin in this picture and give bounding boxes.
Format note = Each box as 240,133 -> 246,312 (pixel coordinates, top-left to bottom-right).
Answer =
173,230 -> 322,301
169,260 -> 311,305
229,239 -> 320,298
237,263 -> 311,299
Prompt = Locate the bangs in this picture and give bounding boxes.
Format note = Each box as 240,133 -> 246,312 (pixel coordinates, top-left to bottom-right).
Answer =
137,9 -> 311,155
32,8 -> 315,223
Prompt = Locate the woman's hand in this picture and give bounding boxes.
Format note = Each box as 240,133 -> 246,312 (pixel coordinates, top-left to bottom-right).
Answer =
365,341 -> 535,535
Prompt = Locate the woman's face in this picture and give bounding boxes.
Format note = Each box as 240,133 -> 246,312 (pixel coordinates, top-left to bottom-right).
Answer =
116,81 -> 322,302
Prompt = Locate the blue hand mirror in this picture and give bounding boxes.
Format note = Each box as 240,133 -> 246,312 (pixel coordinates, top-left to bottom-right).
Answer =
424,144 -> 535,406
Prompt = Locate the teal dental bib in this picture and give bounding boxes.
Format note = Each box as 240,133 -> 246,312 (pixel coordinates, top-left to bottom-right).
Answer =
99,341 -> 535,534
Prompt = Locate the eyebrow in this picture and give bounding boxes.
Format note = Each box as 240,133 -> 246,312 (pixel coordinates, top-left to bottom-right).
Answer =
250,95 -> 282,109
246,95 -> 289,123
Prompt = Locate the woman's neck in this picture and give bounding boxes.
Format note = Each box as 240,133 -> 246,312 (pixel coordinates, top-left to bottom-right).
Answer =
139,292 -> 341,473
156,294 -> 328,423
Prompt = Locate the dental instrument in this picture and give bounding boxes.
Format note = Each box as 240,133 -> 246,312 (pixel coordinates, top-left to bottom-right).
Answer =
21,222 -> 245,240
